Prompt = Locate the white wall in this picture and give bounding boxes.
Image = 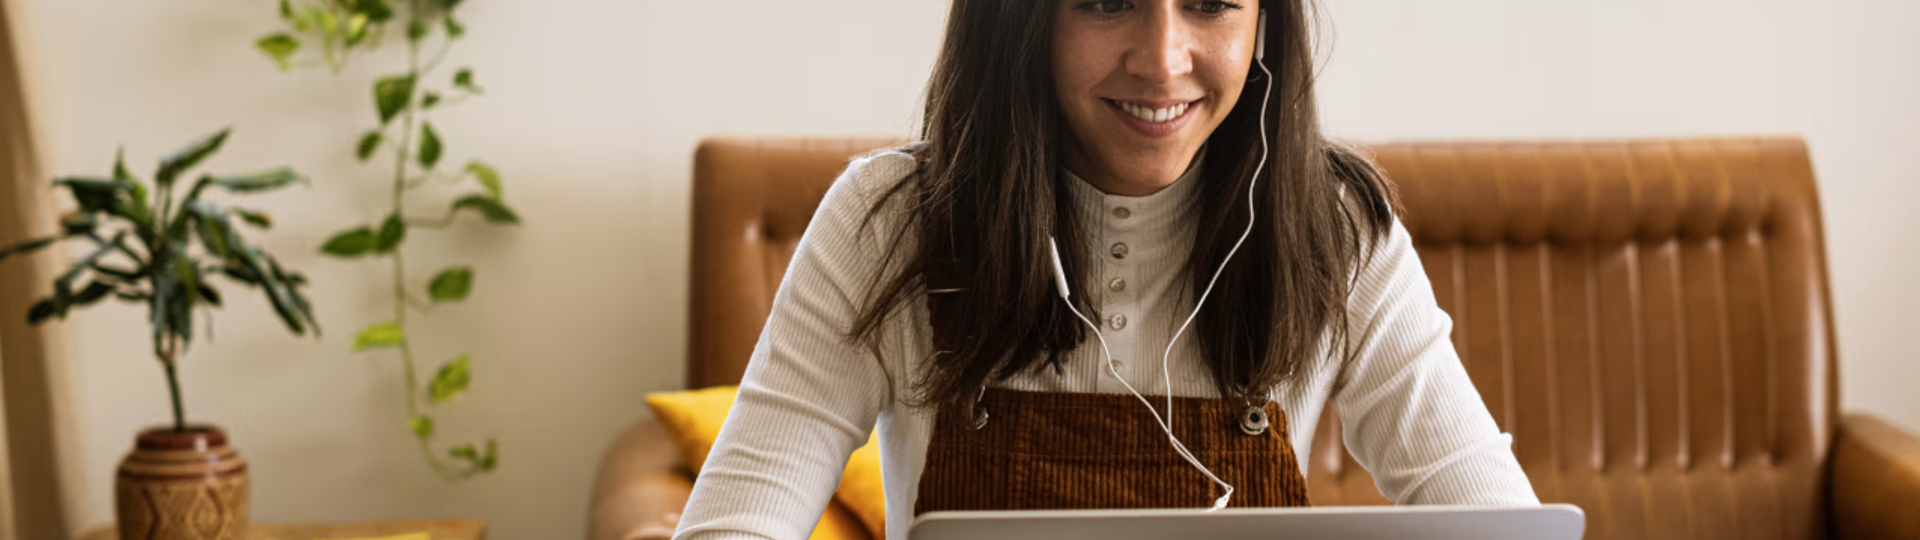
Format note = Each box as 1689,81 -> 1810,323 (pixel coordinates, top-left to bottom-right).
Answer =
8,0 -> 1914,538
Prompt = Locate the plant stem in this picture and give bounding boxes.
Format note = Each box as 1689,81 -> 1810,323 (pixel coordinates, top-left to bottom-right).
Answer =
161,338 -> 185,432
392,1 -> 459,481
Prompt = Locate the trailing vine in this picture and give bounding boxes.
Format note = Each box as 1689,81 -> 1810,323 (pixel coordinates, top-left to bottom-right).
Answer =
257,0 -> 510,481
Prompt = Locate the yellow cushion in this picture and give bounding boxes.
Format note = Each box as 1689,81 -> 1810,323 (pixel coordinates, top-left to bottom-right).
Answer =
645,385 -> 738,471
812,500 -> 869,540
836,432 -> 887,536
647,386 -> 888,540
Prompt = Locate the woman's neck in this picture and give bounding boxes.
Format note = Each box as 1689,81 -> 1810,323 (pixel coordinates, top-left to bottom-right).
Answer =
1063,144 -> 1206,197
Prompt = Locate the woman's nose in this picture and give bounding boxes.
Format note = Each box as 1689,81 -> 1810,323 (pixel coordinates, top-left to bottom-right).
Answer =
1123,7 -> 1193,84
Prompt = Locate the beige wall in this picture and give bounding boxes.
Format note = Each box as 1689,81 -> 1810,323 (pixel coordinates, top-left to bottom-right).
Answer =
5,0 -> 1914,538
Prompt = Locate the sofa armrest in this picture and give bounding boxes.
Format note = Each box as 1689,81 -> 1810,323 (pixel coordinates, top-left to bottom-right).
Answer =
590,418 -> 695,540
1831,413 -> 1920,540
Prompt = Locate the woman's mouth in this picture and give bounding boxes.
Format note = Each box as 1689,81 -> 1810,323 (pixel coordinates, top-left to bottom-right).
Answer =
1104,98 -> 1200,138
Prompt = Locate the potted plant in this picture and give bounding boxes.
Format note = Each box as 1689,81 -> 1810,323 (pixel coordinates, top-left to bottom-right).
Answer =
0,129 -> 318,540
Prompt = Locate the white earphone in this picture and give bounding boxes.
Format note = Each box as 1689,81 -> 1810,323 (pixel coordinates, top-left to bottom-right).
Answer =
1047,8 -> 1270,511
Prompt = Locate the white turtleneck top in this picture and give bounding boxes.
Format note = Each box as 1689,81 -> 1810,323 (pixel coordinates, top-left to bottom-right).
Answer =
674,150 -> 1539,540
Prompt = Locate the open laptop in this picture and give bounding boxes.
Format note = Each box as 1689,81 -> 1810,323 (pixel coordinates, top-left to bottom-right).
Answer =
910,504 -> 1585,540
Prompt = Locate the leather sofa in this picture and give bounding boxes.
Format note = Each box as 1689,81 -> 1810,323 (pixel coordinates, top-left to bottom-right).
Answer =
588,137 -> 1920,540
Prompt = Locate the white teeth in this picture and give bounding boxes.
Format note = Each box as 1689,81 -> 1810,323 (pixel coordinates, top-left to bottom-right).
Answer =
1117,101 -> 1188,123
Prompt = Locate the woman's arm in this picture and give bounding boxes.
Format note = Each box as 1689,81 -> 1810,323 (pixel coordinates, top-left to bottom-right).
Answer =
673,153 -> 912,539
1331,217 -> 1540,506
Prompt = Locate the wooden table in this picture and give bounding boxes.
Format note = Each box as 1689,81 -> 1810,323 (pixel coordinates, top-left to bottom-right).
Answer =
79,519 -> 486,540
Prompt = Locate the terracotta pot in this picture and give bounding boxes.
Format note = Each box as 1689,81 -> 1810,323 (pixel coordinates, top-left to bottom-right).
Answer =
114,425 -> 250,540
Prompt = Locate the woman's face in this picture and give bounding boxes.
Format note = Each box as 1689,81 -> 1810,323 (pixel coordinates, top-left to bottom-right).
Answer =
1053,0 -> 1261,196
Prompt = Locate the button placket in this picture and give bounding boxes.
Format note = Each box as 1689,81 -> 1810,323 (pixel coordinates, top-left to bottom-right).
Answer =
1097,200 -> 1138,389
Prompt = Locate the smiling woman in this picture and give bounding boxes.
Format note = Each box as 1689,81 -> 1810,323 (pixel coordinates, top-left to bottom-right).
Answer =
671,0 -> 1537,538
1053,0 -> 1258,195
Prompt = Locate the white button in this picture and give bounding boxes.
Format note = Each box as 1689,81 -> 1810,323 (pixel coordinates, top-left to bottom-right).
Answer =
1108,314 -> 1127,330
1108,278 -> 1126,292
1112,207 -> 1131,219
1110,243 -> 1129,259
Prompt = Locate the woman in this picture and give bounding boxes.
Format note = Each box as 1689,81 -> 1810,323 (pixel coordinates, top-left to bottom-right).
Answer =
675,0 -> 1538,538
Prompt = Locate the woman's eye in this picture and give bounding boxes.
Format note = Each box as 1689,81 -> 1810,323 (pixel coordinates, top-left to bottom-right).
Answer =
1191,1 -> 1242,16
1078,0 -> 1130,16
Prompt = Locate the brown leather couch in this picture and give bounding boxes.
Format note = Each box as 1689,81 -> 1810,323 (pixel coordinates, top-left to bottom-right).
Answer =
589,137 -> 1920,540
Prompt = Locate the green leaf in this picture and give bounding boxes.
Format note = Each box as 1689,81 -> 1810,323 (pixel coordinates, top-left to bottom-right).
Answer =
427,266 -> 472,302
196,283 -> 223,307
59,213 -> 97,236
228,243 -> 308,336
376,213 -> 406,253
344,13 -> 371,47
90,263 -> 142,281
52,176 -> 133,213
192,204 -> 233,258
73,281 -> 115,306
233,208 -> 273,229
444,16 -> 466,39
452,68 -> 480,94
115,163 -> 149,216
256,33 -> 300,70
427,353 -> 471,404
451,195 -> 519,224
56,233 -> 123,294
374,74 -> 416,125
312,6 -> 338,35
466,161 -> 501,199
111,197 -> 152,231
27,298 -> 57,324
288,7 -> 312,32
355,0 -> 394,22
113,146 -> 141,185
156,129 -> 231,189
279,0 -> 294,20
421,92 -> 441,109
410,415 -> 435,438
478,438 -> 498,471
110,150 -> 152,224
204,168 -> 304,193
406,19 -> 428,42
449,437 -> 497,472
0,237 -> 57,262
266,256 -> 320,336
351,322 -> 403,352
418,122 -> 443,169
320,227 -> 378,257
356,130 -> 383,161
222,263 -> 262,285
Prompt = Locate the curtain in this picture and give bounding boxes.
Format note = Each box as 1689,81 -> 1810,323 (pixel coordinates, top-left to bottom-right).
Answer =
0,0 -> 70,537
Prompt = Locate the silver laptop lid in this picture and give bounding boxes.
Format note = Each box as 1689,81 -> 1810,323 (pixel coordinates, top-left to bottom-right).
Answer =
910,504 -> 1585,540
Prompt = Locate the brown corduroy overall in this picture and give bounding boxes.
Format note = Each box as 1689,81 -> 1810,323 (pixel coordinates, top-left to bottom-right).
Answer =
913,260 -> 1313,515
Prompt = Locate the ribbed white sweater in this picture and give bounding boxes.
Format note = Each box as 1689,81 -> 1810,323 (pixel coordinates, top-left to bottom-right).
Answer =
674,150 -> 1539,540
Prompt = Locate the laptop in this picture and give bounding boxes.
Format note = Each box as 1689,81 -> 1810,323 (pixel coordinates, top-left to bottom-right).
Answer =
910,504 -> 1585,540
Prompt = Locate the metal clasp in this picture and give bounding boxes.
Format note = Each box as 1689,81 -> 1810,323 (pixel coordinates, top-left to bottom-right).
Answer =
967,385 -> 990,430
1239,405 -> 1270,436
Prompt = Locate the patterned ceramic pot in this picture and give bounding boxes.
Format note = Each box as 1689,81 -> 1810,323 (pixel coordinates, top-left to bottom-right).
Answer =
114,426 -> 249,540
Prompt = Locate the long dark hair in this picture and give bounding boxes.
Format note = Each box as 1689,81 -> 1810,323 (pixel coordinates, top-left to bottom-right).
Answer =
852,0 -> 1399,409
